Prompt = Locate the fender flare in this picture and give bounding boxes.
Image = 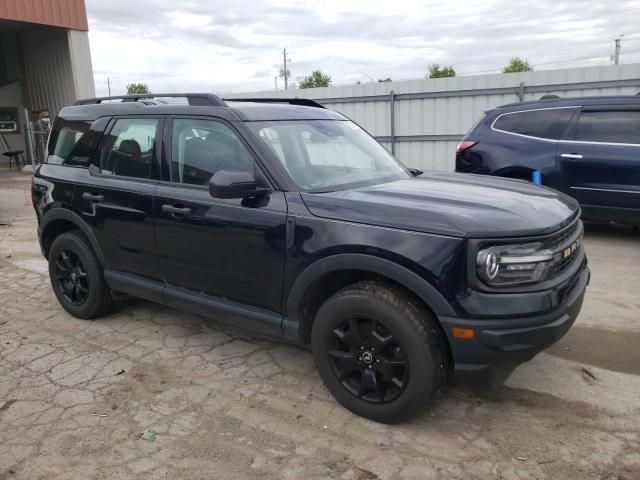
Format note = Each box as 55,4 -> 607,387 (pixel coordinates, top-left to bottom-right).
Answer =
39,209 -> 109,268
284,253 -> 456,341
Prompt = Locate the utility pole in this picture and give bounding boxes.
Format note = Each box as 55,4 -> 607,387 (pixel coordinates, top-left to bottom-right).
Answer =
613,36 -> 623,65
283,48 -> 289,90
107,77 -> 111,96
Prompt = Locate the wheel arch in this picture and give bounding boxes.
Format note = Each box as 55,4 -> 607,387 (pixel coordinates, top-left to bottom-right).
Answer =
39,209 -> 108,268
284,254 -> 456,345
493,166 -> 534,181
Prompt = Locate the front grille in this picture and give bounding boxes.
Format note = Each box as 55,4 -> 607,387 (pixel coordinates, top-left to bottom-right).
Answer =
544,218 -> 584,276
544,218 -> 581,251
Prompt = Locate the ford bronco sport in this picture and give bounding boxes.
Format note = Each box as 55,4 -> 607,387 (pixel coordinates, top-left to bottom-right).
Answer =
32,93 -> 589,422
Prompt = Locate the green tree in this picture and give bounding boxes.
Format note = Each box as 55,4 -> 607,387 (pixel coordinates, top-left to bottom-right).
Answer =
126,83 -> 150,94
299,70 -> 332,89
503,57 -> 533,73
427,64 -> 456,78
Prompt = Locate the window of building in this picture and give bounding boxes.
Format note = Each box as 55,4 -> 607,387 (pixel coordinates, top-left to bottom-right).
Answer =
170,119 -> 254,185
493,108 -> 575,140
100,118 -> 158,179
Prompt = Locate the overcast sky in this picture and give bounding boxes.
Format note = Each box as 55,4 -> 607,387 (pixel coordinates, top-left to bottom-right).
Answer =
86,0 -> 640,96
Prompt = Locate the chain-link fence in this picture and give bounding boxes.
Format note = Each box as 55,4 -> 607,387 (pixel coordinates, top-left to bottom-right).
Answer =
29,121 -> 51,165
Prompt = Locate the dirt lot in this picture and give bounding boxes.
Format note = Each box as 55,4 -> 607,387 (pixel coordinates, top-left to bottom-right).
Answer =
1,169 -> 639,480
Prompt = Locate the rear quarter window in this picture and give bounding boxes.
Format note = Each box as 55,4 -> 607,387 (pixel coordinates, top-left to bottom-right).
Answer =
47,120 -> 90,164
576,110 -> 640,144
493,108 -> 575,140
46,118 -> 109,166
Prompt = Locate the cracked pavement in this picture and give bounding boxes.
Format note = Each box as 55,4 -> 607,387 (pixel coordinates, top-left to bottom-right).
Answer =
1,169 -> 639,479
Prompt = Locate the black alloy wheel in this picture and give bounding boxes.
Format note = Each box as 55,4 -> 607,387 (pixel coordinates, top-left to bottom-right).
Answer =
329,314 -> 408,404
54,249 -> 90,306
311,281 -> 444,423
48,231 -> 113,319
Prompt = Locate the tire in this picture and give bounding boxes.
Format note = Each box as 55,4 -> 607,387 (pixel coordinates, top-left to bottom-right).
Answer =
311,281 -> 444,423
48,230 -> 113,319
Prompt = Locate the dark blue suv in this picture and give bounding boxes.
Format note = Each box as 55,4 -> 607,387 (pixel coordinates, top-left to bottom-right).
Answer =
456,95 -> 640,225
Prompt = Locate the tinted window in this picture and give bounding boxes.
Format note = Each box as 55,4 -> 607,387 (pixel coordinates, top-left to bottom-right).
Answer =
576,110 -> 640,144
170,119 -> 254,185
47,120 -> 90,164
493,108 -> 575,140
101,118 -> 158,179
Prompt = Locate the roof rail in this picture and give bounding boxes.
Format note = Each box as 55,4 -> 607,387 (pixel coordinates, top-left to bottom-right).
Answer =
539,94 -> 561,100
74,93 -> 227,107
224,98 -> 325,109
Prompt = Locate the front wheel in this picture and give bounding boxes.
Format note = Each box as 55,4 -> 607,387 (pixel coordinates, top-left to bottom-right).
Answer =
311,281 -> 444,423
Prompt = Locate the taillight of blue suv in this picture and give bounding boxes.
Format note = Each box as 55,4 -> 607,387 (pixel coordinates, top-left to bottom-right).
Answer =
455,140 -> 478,172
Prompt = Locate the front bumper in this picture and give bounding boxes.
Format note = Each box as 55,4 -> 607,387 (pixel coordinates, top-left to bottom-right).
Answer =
439,263 -> 590,386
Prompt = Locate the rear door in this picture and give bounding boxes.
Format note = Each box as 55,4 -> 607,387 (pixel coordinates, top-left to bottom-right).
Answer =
557,107 -> 640,214
481,106 -> 576,188
73,116 -> 163,279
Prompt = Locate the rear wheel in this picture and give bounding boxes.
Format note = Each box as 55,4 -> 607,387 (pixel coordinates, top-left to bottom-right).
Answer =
48,231 -> 113,319
311,281 -> 444,423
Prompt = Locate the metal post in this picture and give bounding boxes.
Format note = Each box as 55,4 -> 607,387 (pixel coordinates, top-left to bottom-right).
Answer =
517,81 -> 525,102
23,107 -> 36,172
283,48 -> 289,90
389,90 -> 396,155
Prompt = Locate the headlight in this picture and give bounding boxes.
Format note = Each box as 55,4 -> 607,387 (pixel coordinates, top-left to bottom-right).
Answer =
476,242 -> 554,286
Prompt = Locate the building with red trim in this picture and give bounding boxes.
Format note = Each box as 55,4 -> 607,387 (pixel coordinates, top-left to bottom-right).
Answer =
0,0 -> 94,166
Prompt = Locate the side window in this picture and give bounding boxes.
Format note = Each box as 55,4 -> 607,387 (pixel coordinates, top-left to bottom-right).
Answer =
576,110 -> 640,144
47,120 -> 91,165
493,108 -> 575,140
100,118 -> 158,179
170,118 -> 255,185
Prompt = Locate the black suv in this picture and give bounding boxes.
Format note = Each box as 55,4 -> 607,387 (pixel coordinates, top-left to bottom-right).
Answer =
455,95 -> 640,225
33,93 -> 589,423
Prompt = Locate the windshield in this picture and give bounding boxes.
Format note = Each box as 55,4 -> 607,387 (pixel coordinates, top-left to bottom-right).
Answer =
247,120 -> 410,191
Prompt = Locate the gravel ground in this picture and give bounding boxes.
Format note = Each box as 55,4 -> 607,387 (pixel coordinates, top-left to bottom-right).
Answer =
1,169 -> 639,480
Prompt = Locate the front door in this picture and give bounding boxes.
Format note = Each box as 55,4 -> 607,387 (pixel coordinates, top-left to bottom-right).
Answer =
74,116 -> 162,280
557,107 -> 640,216
154,117 -> 287,314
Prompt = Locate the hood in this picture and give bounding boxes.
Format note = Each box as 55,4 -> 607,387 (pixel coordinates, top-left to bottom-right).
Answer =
300,172 -> 579,238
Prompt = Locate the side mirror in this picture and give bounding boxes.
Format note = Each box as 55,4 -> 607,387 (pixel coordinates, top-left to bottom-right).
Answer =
209,170 -> 269,199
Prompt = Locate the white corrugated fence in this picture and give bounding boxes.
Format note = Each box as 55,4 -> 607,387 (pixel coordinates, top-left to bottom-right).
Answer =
227,64 -> 640,171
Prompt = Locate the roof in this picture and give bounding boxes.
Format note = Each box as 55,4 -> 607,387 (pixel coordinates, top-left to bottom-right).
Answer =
496,95 -> 640,111
0,0 -> 89,31
225,101 -> 344,121
63,95 -> 346,122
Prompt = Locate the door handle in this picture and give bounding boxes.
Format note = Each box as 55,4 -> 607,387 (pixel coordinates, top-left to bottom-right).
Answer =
162,204 -> 192,216
561,153 -> 583,159
82,192 -> 104,202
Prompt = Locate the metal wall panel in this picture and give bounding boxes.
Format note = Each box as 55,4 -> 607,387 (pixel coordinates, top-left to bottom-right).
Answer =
20,26 -> 76,117
67,29 -> 95,99
228,64 -> 640,172
0,0 -> 89,31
